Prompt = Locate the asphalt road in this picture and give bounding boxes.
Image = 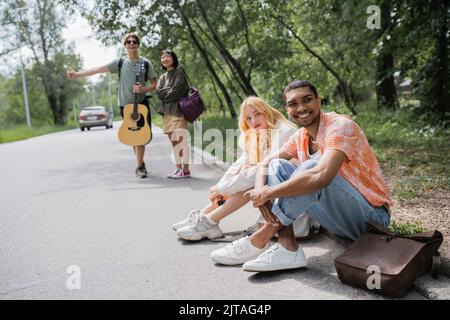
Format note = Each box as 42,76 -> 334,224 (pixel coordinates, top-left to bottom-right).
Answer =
0,122 -> 424,300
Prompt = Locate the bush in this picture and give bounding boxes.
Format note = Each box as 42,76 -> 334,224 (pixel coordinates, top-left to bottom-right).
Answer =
388,220 -> 427,235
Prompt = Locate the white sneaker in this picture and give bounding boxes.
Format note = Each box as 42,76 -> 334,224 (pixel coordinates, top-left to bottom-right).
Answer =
177,215 -> 223,241
242,243 -> 308,272
172,209 -> 203,231
167,168 -> 181,178
210,236 -> 270,265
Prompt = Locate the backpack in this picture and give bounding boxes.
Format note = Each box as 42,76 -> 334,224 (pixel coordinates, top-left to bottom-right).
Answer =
118,58 -> 150,82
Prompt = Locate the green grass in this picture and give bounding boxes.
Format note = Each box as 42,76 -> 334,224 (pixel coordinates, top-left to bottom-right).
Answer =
348,103 -> 450,203
388,220 -> 427,235
151,110 -> 239,162
152,102 -> 450,205
0,124 -> 78,143
185,101 -> 450,204
151,111 -> 163,128
187,111 -> 239,162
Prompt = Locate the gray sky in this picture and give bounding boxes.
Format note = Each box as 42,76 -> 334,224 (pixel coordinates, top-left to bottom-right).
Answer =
62,13 -> 119,83
0,11 -> 118,83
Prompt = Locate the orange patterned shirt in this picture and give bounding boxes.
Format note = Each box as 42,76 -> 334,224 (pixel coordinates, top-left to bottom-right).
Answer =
281,111 -> 392,207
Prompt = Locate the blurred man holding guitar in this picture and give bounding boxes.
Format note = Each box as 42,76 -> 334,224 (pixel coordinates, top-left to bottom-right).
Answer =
67,33 -> 157,178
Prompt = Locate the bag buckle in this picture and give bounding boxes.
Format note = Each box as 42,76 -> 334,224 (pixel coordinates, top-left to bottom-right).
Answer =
381,235 -> 397,243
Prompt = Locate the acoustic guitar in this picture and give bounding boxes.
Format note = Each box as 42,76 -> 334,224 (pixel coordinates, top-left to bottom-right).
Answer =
118,62 -> 152,146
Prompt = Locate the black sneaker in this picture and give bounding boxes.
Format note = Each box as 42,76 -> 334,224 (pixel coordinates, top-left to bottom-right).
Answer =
135,163 -> 148,178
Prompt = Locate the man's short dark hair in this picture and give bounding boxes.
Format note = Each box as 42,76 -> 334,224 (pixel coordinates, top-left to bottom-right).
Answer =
283,80 -> 318,101
160,49 -> 179,70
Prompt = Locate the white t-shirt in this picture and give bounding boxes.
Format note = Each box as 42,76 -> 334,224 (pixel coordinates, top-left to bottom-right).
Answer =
308,144 -> 322,162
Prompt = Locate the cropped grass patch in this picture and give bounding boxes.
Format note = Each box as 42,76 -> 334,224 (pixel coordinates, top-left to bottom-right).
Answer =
347,102 -> 450,203
0,124 -> 78,143
151,101 -> 449,205
187,111 -> 239,162
388,220 -> 427,235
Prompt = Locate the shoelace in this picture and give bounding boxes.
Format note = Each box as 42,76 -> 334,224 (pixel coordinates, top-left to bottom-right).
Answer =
173,169 -> 185,177
258,244 -> 280,262
188,210 -> 199,222
230,238 -> 245,247
191,212 -> 206,226
168,168 -> 181,177
229,238 -> 249,255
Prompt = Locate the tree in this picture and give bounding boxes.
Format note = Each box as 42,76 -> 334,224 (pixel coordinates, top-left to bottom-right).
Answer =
264,0 -> 366,114
374,0 -> 399,110
194,0 -> 257,96
1,0 -> 83,125
60,0 -> 448,126
395,0 -> 450,124
0,67 -> 55,126
181,10 -> 237,118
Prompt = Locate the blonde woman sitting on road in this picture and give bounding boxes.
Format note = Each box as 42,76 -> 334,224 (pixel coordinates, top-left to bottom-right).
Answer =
173,96 -> 315,242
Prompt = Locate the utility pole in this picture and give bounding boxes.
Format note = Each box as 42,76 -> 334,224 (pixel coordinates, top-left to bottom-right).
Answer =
19,49 -> 31,127
92,85 -> 96,105
107,74 -> 114,117
14,7 -> 31,128
73,101 -> 77,123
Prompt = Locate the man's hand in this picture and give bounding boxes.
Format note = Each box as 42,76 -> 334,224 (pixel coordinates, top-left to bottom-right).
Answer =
244,185 -> 272,207
245,186 -> 280,226
258,201 -> 281,227
66,70 -> 77,80
133,82 -> 143,93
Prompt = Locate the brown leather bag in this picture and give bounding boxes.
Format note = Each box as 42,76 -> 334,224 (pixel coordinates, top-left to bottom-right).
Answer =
334,221 -> 443,297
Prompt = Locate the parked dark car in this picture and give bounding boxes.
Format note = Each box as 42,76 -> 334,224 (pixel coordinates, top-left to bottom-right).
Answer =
79,106 -> 113,131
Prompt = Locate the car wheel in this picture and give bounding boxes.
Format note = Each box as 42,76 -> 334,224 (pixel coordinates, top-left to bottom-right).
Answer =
105,125 -> 109,129
87,127 -> 91,131
81,127 -> 85,131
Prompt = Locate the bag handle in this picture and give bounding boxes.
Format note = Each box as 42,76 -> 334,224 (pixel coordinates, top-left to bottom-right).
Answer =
367,220 -> 396,236
178,67 -> 193,89
431,252 -> 441,278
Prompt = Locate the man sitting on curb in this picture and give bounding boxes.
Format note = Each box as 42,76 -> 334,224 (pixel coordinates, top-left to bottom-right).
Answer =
210,80 -> 392,271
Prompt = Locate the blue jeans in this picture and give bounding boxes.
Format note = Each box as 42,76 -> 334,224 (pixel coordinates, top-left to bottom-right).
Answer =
268,159 -> 390,240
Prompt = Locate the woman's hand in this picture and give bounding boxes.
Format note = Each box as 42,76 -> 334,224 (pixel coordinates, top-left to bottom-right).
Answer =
209,186 -> 222,202
209,186 -> 229,208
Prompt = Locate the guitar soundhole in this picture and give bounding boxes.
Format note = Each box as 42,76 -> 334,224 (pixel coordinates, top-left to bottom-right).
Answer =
128,112 -> 145,128
136,113 -> 145,127
131,112 -> 140,121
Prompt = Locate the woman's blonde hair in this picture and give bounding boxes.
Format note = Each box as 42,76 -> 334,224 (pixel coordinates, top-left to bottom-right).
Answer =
238,96 -> 292,164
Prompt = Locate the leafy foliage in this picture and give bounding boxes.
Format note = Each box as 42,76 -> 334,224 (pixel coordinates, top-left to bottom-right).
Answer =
0,0 -> 84,125
389,220 -> 427,235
